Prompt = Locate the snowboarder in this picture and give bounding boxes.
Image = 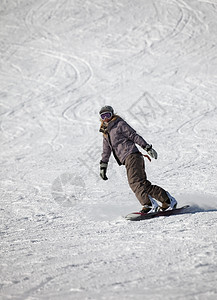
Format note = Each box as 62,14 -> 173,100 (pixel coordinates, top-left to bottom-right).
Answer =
99,105 -> 177,213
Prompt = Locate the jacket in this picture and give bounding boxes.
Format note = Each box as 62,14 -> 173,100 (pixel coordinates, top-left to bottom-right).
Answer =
100,116 -> 148,165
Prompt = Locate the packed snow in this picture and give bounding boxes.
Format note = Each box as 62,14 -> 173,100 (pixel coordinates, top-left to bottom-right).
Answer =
1,0 -> 217,299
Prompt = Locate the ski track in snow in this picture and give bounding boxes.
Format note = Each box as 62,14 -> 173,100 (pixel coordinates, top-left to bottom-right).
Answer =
1,0 -> 217,299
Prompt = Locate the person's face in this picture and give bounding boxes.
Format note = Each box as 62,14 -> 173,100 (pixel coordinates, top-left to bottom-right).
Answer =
100,112 -> 113,122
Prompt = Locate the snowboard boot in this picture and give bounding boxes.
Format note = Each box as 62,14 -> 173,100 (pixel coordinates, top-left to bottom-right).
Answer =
161,192 -> 177,211
140,196 -> 159,214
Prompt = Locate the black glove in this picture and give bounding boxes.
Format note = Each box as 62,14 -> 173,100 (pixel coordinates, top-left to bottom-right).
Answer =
143,144 -> 158,159
100,161 -> 108,180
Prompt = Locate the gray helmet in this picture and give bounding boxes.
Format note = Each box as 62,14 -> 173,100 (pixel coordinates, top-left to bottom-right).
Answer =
99,105 -> 114,115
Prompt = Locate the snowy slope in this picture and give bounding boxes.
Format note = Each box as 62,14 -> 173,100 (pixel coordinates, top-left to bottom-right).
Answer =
1,0 -> 217,299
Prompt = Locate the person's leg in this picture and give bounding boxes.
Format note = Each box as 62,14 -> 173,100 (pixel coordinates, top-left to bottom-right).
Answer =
125,153 -> 169,206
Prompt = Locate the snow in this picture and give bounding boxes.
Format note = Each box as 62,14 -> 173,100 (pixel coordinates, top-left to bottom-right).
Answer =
1,0 -> 217,299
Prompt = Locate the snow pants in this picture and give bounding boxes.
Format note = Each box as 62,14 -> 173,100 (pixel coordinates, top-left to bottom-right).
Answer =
125,152 -> 168,206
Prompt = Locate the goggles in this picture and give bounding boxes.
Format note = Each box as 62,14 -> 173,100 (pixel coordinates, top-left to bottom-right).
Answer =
100,112 -> 112,120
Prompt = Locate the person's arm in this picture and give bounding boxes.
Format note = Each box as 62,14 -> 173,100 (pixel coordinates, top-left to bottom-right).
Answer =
120,120 -> 148,148
101,136 -> 111,163
121,120 -> 158,159
100,137 -> 111,180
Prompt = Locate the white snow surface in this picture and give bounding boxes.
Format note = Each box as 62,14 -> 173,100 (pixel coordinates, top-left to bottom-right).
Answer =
1,0 -> 217,299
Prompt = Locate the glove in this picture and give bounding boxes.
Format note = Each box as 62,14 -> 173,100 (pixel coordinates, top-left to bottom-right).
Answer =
100,161 -> 108,180
143,144 -> 158,159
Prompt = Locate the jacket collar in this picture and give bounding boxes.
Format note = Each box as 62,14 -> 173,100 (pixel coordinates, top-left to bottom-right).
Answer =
99,116 -> 120,134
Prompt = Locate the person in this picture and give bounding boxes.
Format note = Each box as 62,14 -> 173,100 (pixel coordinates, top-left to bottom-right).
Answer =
99,105 -> 177,213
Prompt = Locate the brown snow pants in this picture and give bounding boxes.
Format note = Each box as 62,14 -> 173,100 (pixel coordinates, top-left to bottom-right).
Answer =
125,152 -> 168,206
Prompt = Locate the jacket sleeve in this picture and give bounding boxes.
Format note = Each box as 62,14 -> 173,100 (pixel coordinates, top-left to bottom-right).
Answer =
120,120 -> 148,148
101,136 -> 112,163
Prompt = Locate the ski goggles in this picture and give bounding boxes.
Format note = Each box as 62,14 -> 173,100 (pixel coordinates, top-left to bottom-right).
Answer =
100,112 -> 112,120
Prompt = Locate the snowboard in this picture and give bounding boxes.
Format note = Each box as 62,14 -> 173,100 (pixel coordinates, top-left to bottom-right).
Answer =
125,205 -> 190,221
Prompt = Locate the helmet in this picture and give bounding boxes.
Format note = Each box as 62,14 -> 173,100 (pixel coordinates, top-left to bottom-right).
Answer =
99,105 -> 114,115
